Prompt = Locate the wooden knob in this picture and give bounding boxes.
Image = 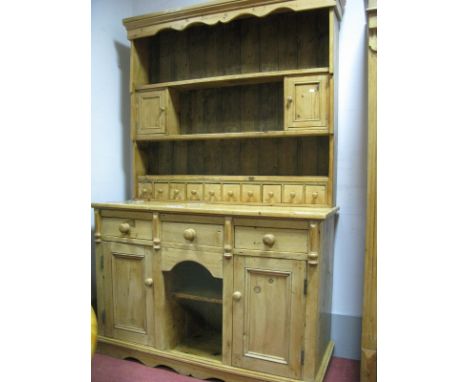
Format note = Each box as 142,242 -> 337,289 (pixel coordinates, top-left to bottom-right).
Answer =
290,192 -> 296,199
157,189 -> 163,193
268,192 -> 274,199
312,192 -> 319,199
263,233 -> 275,247
191,189 -> 198,195
287,96 -> 293,104
223,253 -> 233,259
119,223 -> 130,234
160,106 -> 166,111
142,188 -> 148,194
153,238 -> 161,250
228,191 -> 234,197
144,278 -> 153,287
174,189 -> 180,194
233,291 -> 242,301
209,191 -> 215,198
183,228 -> 196,241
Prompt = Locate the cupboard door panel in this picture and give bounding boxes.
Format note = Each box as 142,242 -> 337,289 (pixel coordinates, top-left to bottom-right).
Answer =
285,75 -> 329,130
136,90 -> 166,135
232,257 -> 305,379
104,242 -> 155,346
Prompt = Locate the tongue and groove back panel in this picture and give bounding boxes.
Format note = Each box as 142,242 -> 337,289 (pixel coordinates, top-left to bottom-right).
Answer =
140,136 -> 329,176
149,10 -> 329,84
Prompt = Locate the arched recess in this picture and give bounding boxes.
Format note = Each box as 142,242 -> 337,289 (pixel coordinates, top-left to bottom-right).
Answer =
163,261 -> 223,361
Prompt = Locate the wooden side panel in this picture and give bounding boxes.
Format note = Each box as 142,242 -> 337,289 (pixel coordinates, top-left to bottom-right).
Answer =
316,218 -> 335,378
362,7 -> 377,382
232,256 -> 305,379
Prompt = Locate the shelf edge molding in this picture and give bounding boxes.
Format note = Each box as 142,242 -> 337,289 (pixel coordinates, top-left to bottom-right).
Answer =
123,0 -> 345,40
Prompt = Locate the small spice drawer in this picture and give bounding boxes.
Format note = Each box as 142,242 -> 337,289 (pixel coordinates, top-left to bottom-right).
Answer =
241,185 -> 261,203
222,184 -> 241,203
282,185 -> 305,204
101,216 -> 152,241
187,184 -> 203,201
154,183 -> 169,201
138,182 -> 153,200
169,183 -> 186,201
161,221 -> 224,248
262,185 -> 282,204
234,226 -> 308,253
305,185 -> 327,205
204,184 -> 222,202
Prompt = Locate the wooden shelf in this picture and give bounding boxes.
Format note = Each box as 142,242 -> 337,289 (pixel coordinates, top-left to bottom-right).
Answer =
135,129 -> 330,142
173,292 -> 222,305
135,67 -> 329,92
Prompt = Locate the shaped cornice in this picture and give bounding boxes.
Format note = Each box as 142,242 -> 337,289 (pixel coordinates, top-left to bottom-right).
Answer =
123,0 -> 346,40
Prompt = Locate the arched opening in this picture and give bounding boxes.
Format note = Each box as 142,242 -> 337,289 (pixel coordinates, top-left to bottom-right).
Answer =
164,261 -> 223,361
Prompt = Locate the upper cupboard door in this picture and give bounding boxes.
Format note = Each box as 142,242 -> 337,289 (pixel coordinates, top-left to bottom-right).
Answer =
232,256 -> 306,379
284,75 -> 329,130
136,90 -> 166,135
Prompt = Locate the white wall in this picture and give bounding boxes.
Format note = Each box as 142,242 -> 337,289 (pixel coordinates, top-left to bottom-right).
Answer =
333,0 -> 367,318
91,0 -> 133,303
91,0 -> 368,359
92,0 -> 132,208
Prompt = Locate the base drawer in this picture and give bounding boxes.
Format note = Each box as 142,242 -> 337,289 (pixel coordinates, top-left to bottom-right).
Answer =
101,217 -> 152,241
234,226 -> 308,253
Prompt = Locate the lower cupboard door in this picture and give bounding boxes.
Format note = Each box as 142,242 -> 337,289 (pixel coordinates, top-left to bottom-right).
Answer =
231,256 -> 306,379
104,242 -> 155,346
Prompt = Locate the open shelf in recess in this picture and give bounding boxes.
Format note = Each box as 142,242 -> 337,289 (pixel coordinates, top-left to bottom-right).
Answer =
173,291 -> 223,305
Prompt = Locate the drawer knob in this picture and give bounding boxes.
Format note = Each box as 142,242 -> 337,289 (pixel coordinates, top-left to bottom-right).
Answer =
268,192 -> 274,199
209,191 -> 215,198
233,291 -> 242,301
263,234 -> 275,247
183,228 -> 196,241
227,191 -> 234,199
191,189 -> 197,195
144,278 -> 153,287
142,187 -> 148,195
174,189 -> 180,195
119,223 -> 131,234
311,192 -> 319,201
157,189 -> 163,194
290,192 -> 296,199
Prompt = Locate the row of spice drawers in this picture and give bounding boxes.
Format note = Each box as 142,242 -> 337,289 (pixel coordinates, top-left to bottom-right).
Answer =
138,182 -> 327,205
101,214 -> 309,254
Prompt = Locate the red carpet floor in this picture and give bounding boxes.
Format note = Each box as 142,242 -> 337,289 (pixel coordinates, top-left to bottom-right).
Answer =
92,353 -> 360,382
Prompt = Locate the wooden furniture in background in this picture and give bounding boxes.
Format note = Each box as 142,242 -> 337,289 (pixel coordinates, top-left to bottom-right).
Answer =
361,1 -> 377,381
93,1 -> 345,381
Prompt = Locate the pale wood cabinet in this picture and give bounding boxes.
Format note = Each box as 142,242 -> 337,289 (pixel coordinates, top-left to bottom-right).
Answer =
93,1 -> 345,381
